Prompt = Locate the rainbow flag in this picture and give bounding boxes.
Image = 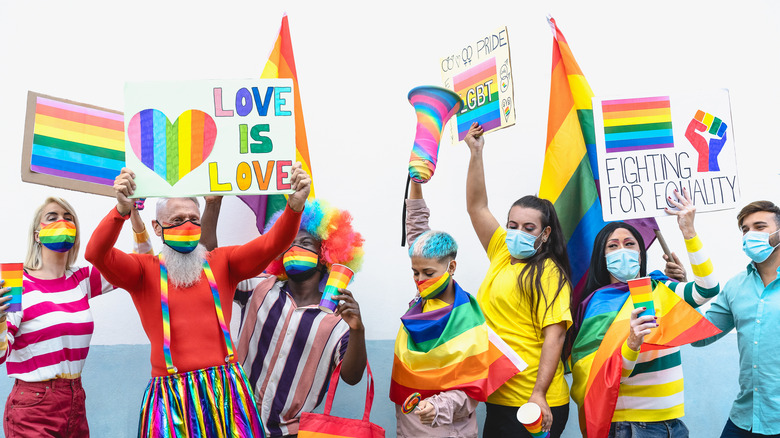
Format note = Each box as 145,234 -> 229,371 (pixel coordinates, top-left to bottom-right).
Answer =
602,96 -> 674,153
570,272 -> 721,437
539,17 -> 658,300
0,263 -> 23,313
453,58 -> 501,141
30,95 -> 125,187
239,14 -> 315,232
390,282 -> 526,404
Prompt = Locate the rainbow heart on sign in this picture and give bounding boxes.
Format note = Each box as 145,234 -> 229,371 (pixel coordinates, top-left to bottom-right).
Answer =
127,109 -> 217,186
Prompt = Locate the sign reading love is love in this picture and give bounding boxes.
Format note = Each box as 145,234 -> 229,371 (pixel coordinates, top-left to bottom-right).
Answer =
124,79 -> 296,197
592,89 -> 740,220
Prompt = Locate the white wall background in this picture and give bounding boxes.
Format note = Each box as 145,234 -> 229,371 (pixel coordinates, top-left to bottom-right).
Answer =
1,0 -> 778,344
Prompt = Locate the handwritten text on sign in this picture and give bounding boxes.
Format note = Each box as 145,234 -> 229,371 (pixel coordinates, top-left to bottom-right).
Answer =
124,79 -> 295,198
592,89 -> 739,220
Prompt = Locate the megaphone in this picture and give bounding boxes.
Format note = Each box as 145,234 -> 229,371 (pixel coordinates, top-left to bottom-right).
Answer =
407,86 -> 464,183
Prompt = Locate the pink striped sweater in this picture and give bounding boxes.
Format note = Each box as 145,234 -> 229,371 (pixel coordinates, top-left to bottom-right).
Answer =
1,267 -> 114,381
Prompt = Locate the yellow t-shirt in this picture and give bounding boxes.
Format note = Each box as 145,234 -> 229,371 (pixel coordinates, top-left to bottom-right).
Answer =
477,227 -> 572,407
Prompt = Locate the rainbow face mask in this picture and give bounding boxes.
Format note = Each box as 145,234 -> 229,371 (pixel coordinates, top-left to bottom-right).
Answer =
416,271 -> 451,300
283,245 -> 320,281
159,220 -> 201,254
38,220 -> 77,252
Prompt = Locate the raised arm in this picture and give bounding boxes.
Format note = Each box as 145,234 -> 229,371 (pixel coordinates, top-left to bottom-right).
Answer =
200,196 -> 223,251
130,206 -> 154,255
406,182 -> 431,245
663,187 -> 719,307
464,123 -> 500,251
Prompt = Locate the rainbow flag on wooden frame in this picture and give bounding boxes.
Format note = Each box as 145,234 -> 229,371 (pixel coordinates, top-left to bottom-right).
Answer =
239,14 -> 315,232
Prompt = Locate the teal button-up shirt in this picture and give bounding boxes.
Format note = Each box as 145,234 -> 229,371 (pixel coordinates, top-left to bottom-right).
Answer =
693,263 -> 780,435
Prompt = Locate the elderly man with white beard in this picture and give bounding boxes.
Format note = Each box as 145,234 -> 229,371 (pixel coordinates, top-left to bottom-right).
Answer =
85,163 -> 310,438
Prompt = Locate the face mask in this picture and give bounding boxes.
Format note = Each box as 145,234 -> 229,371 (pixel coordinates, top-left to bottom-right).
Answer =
416,271 -> 451,300
743,230 -> 780,264
283,245 -> 320,281
159,220 -> 201,254
506,229 -> 543,259
38,220 -> 77,253
606,248 -> 641,283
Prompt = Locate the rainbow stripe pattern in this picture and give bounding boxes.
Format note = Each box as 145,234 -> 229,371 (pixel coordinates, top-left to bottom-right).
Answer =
517,403 -> 549,438
539,17 -> 658,297
282,245 -> 319,275
0,263 -> 23,313
390,282 -> 526,405
139,362 -> 265,437
407,86 -> 463,183
628,277 -> 655,318
38,220 -> 77,252
161,221 -> 201,254
158,254 -> 234,375
570,272 -> 720,437
30,95 -> 125,187
238,14 -> 316,233
401,392 -> 422,414
453,58 -> 501,141
416,272 -> 450,300
127,109 -> 217,186
602,96 -> 673,153
320,264 -> 354,313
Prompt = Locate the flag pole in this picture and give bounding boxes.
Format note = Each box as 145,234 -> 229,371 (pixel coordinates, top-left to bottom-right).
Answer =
653,229 -> 673,259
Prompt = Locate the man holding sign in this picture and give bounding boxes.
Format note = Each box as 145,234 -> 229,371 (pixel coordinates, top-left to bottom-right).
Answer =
85,164 -> 310,437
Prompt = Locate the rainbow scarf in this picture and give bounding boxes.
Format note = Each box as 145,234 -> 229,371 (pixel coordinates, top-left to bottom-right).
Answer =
158,253 -> 234,374
38,220 -> 76,252
161,221 -> 201,254
390,282 -> 526,404
570,271 -> 721,437
282,245 -> 319,275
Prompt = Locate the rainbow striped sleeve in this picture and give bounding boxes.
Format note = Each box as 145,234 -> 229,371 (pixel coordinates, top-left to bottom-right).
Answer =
665,235 -> 719,308
132,229 -> 154,255
620,341 -> 640,378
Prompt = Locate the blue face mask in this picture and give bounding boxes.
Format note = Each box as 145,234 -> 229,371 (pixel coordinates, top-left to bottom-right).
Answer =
606,248 -> 641,283
743,230 -> 780,264
506,229 -> 543,259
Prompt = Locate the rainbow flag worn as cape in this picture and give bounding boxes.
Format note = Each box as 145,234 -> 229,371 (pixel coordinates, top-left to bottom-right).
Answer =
570,271 -> 721,437
539,16 -> 658,302
239,14 -> 315,233
390,282 -> 527,404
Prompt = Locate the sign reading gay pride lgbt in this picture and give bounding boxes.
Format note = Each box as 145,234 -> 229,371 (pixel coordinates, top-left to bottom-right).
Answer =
592,89 -> 739,220
21,91 -> 125,197
440,25 -> 515,142
124,79 -> 296,197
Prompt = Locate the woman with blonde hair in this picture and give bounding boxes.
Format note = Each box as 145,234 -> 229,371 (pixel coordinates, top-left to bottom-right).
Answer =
0,197 -> 116,437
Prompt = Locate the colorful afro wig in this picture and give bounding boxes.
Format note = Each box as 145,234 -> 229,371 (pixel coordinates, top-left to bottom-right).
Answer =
408,230 -> 458,263
264,199 -> 365,279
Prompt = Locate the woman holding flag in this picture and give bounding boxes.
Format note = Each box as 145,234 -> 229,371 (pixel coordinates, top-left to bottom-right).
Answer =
569,187 -> 721,437
464,122 -> 573,437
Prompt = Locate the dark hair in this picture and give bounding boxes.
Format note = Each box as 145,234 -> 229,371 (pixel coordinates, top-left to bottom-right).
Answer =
509,196 -> 573,331
737,201 -> 780,229
579,222 -> 648,311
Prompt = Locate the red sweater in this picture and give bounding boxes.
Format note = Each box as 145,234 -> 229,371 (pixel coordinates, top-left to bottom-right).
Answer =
86,206 -> 302,377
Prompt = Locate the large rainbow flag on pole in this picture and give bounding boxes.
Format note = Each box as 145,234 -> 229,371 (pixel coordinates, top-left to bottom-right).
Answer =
539,16 -> 658,302
239,14 -> 315,232
390,283 -> 526,404
569,273 -> 720,437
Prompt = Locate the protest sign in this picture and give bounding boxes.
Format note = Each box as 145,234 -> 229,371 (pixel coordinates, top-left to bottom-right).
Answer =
440,26 -> 515,142
592,89 -> 739,220
124,79 -> 296,198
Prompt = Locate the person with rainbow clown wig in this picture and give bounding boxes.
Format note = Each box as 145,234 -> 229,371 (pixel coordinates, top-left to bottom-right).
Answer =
0,197 -> 129,436
222,198 -> 368,438
86,164 -> 311,438
391,182 -> 526,438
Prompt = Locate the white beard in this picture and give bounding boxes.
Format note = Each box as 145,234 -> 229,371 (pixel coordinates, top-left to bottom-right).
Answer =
162,244 -> 207,288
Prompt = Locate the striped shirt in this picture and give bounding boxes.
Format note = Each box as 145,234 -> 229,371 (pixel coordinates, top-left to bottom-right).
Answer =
614,234 -> 719,422
235,275 -> 349,437
1,267 -> 114,382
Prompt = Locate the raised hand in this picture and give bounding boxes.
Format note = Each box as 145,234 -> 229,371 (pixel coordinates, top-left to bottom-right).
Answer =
463,122 -> 484,152
685,110 -> 728,172
286,162 -> 311,212
665,187 -> 696,239
114,168 -> 137,216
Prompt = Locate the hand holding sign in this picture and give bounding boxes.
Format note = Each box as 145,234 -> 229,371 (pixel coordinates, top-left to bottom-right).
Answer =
684,110 -> 728,172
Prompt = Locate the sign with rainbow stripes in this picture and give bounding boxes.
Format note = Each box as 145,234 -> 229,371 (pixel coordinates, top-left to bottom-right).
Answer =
592,89 -> 740,220
440,25 -> 515,142
21,92 -> 125,196
124,79 -> 296,197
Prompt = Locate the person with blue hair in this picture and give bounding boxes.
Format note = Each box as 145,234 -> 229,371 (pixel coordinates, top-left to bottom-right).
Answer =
391,182 -> 524,438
